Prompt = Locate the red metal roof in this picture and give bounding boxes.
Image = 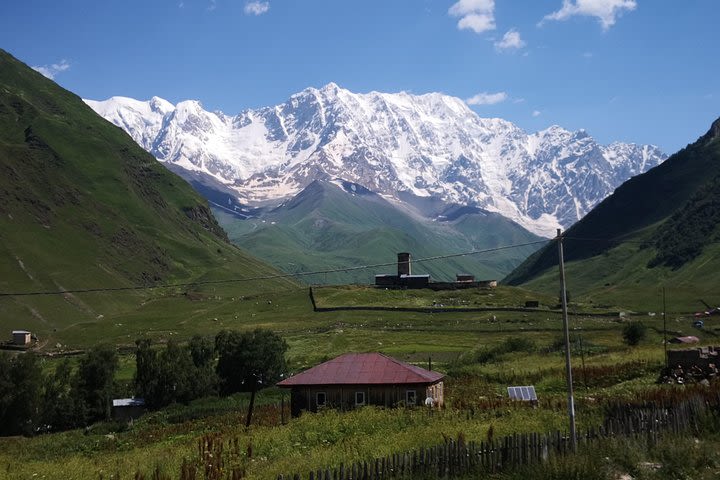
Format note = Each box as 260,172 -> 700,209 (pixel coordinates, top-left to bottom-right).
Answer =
671,336 -> 700,344
277,353 -> 444,387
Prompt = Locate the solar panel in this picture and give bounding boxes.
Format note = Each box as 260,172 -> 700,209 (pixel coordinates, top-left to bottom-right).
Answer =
507,386 -> 537,401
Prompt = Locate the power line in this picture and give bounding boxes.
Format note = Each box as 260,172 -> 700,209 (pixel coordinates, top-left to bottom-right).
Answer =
563,235 -> 648,245
0,239 -> 550,297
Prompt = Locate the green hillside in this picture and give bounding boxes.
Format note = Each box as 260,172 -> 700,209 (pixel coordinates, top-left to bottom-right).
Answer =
215,180 -> 544,284
505,117 -> 720,311
0,50 -> 296,347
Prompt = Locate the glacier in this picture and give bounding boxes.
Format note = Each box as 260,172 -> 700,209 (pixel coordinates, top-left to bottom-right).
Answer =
86,83 -> 666,237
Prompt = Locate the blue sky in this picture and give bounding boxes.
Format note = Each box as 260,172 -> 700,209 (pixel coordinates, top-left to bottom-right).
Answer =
1,0 -> 718,153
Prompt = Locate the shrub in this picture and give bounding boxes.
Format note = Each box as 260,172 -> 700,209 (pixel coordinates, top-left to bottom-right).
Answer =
622,322 -> 647,346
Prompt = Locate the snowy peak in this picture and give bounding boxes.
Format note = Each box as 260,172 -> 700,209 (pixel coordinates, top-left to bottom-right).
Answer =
86,85 -> 666,237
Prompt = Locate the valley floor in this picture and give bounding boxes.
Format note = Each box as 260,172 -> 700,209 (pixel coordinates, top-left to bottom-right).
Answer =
3,286 -> 720,479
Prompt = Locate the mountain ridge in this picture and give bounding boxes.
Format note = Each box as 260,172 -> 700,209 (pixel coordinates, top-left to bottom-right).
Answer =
504,116 -> 720,310
216,178 -> 544,284
86,84 -> 666,237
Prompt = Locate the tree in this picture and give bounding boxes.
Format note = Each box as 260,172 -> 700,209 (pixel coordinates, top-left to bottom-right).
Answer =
188,335 -> 218,398
154,340 -> 196,406
622,322 -> 647,346
75,344 -> 118,424
0,353 -> 13,433
135,338 -> 215,409
0,353 -> 44,436
134,338 -> 159,407
41,359 -> 79,432
189,335 -> 215,369
215,329 -> 288,395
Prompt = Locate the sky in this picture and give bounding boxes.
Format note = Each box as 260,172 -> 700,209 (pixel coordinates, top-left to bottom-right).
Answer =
1,0 -> 719,153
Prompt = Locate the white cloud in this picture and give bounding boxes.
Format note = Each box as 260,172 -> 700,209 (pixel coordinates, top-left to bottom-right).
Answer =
494,29 -> 526,51
532,110 -> 542,117
448,0 -> 495,34
541,0 -> 637,30
32,59 -> 70,80
466,91 -> 508,106
244,1 -> 269,15
208,0 -> 216,11
582,51 -> 593,58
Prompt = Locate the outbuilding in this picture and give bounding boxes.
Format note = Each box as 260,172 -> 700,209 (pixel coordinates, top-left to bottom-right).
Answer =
278,352 -> 444,417
112,398 -> 146,422
669,336 -> 700,344
12,330 -> 31,346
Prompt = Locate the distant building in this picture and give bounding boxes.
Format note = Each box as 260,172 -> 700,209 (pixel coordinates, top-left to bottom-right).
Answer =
112,398 -> 146,421
374,253 -> 431,288
398,252 -> 412,276
669,336 -> 700,344
667,346 -> 718,369
12,330 -> 31,346
277,352 -> 444,417
375,252 -> 496,290
374,273 -> 431,288
402,274 -> 431,288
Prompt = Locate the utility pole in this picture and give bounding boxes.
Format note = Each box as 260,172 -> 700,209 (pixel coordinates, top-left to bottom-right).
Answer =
579,334 -> 588,391
663,287 -> 668,369
557,228 -> 577,452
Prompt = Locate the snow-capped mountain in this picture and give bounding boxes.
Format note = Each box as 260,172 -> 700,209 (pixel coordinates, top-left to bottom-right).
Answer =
86,83 -> 666,237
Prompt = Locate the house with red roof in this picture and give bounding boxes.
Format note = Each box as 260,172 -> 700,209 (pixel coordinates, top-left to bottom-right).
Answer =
277,352 -> 444,416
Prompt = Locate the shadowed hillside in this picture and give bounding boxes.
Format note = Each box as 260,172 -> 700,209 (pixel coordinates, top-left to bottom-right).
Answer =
0,50 -> 296,346
504,117 -> 720,310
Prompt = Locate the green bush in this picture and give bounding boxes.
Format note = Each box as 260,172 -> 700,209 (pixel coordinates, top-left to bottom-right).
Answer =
451,336 -> 538,367
622,322 -> 647,346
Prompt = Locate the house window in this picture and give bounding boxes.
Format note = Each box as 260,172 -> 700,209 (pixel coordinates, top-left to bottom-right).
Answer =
406,390 -> 416,405
355,391 -> 366,406
316,392 -> 327,407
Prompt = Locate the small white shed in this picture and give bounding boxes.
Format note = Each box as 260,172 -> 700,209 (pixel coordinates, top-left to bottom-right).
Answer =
12,330 -> 31,346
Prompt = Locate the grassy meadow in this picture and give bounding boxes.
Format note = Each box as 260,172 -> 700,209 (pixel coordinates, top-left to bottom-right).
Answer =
3,284 -> 720,479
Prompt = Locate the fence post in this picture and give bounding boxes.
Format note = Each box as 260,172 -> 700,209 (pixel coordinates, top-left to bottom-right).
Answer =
285,397 -> 717,480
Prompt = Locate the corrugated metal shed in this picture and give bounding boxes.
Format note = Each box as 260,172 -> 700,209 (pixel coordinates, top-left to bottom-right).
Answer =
669,336 -> 700,344
112,398 -> 146,407
278,353 -> 443,387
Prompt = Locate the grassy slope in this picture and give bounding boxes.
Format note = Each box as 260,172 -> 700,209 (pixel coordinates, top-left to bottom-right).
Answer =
217,180 -> 544,284
4,296 -> 719,479
505,118 -> 720,311
0,49 -> 295,347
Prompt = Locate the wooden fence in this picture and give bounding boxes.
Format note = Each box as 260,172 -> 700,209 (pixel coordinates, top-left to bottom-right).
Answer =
278,397 -> 706,480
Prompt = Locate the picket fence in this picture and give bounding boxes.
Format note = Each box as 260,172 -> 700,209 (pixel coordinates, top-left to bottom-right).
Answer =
277,397 -> 706,480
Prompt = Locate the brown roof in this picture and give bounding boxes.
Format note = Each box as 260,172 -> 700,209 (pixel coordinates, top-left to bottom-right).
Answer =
277,352 -> 444,387
670,336 -> 700,344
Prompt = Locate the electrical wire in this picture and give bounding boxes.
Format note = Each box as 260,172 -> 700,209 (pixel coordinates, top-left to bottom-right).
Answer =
0,239 -> 551,297
562,235 -> 649,245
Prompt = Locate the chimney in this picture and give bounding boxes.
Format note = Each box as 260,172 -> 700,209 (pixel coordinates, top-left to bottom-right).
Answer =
398,252 -> 411,276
